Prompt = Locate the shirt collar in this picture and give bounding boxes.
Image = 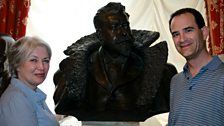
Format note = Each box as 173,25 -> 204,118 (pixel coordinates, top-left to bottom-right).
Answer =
11,78 -> 46,103
183,56 -> 222,73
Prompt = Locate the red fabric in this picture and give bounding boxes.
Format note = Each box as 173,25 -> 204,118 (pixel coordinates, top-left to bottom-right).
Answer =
0,0 -> 30,40
205,0 -> 224,55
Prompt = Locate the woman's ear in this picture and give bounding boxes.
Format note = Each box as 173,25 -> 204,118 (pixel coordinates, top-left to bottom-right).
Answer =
16,67 -> 20,72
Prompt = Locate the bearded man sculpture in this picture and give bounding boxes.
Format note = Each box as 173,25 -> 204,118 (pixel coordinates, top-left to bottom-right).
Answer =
53,2 -> 177,121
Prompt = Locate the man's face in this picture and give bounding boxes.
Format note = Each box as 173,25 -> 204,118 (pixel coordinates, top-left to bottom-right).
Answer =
170,13 -> 208,60
99,11 -> 134,57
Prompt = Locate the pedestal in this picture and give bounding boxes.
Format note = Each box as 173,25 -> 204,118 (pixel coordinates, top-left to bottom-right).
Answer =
82,121 -> 139,126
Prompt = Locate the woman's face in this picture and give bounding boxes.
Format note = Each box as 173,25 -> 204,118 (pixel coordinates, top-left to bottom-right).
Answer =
17,46 -> 50,90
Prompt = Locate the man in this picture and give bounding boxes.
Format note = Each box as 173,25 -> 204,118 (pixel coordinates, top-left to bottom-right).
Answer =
53,2 -> 177,121
168,8 -> 224,125
0,33 -> 14,96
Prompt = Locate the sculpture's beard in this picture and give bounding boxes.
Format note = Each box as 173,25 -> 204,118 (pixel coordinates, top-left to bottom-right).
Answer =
114,35 -> 134,57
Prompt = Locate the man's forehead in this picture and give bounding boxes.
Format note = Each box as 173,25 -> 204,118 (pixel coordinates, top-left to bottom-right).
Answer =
171,13 -> 197,31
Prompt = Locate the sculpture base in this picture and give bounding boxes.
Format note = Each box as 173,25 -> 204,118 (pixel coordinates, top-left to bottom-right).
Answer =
82,121 -> 139,126
59,113 -> 169,126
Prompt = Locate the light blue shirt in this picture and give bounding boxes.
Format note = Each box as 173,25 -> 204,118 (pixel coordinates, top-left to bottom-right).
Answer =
168,56 -> 224,126
0,78 -> 60,126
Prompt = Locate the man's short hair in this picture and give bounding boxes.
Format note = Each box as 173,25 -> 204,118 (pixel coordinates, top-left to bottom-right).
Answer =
169,8 -> 205,31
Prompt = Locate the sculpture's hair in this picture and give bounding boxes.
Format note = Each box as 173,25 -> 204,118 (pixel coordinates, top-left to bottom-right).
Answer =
8,36 -> 52,77
93,2 -> 129,31
169,8 -> 205,31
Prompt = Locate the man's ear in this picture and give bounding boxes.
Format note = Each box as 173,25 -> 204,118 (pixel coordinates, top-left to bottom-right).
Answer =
201,26 -> 209,40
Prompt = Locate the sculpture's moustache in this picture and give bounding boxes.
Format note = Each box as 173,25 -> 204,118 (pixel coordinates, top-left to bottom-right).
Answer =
115,36 -> 134,44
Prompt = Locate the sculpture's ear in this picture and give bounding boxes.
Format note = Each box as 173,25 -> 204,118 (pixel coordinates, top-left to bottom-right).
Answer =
96,29 -> 103,44
96,29 -> 100,37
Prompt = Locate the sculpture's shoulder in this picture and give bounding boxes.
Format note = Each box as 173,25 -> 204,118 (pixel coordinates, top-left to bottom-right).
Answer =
132,29 -> 160,48
64,29 -> 161,57
132,29 -> 169,81
56,32 -> 101,87
64,32 -> 100,57
132,29 -> 168,65
53,33 -> 101,112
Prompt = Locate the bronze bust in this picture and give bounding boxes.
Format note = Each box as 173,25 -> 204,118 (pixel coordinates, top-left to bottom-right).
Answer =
53,2 -> 177,121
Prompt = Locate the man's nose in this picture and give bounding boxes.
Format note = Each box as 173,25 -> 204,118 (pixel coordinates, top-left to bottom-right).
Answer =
180,32 -> 186,42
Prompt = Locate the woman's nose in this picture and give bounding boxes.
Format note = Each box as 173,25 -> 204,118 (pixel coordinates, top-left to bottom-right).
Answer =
37,62 -> 44,70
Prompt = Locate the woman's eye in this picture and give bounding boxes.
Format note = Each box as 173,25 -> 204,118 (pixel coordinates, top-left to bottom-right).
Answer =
43,59 -> 50,63
30,59 -> 38,62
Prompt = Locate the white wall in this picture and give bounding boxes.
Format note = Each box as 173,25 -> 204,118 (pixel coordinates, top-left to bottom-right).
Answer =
26,0 -> 206,121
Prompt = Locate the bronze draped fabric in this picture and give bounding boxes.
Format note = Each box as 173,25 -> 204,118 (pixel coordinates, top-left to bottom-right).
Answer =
205,0 -> 224,55
0,0 -> 30,40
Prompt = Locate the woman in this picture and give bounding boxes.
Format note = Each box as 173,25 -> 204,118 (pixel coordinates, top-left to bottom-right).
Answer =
0,36 -> 60,126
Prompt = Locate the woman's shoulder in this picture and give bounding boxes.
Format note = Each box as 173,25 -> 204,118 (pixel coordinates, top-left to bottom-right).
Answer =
0,83 -> 29,106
